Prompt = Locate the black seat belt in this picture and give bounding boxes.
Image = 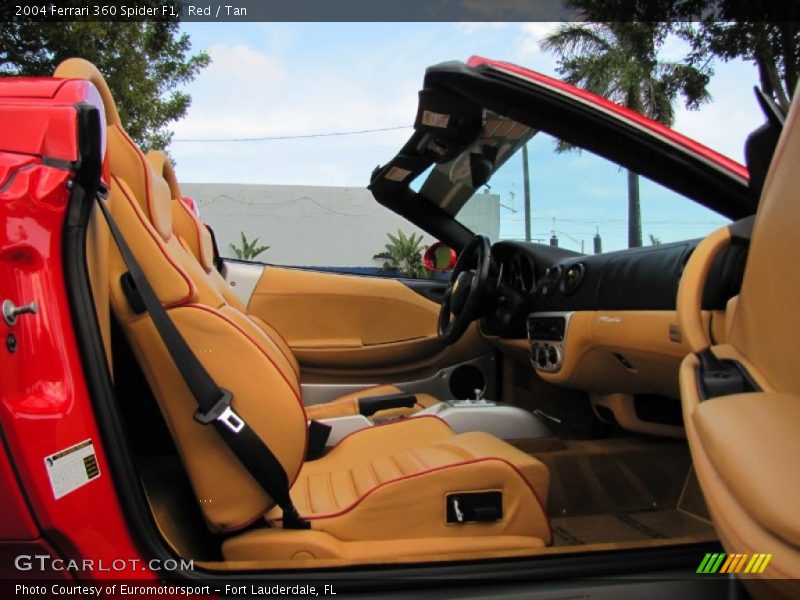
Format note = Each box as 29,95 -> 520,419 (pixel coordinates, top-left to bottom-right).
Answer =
95,187 -> 309,530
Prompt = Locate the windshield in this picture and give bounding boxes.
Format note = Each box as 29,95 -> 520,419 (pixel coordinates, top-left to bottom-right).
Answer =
414,125 -> 729,254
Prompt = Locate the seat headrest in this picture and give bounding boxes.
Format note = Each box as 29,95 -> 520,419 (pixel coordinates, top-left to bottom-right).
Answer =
146,150 -> 182,199
146,151 -> 216,273
53,58 -> 120,127
55,59 -> 173,241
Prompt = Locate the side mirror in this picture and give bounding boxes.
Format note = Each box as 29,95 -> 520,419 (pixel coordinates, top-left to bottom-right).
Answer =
181,196 -> 200,217
423,241 -> 457,272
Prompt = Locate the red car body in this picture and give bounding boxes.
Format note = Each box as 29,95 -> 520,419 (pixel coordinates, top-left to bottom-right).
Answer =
0,78 -> 150,584
0,59 -> 747,590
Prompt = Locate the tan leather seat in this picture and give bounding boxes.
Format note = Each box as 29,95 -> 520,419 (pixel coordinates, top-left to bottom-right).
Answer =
54,58 -> 551,564
145,150 -> 438,421
678,86 -> 800,594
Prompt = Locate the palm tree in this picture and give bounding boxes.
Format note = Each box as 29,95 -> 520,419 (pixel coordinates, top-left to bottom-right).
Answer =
541,22 -> 710,247
373,230 -> 431,279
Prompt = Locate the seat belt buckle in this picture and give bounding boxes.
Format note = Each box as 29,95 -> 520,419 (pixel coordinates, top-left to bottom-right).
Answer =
217,406 -> 245,433
193,388 -> 244,433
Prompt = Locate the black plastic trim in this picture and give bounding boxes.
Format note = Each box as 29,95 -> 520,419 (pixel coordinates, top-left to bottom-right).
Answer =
402,279 -> 448,304
370,61 -> 754,251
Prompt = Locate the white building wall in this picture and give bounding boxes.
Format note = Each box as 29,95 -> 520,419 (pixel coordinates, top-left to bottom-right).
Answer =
181,183 -> 499,267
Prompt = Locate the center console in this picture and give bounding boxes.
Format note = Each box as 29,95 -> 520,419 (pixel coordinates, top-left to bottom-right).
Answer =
527,311 -> 573,373
319,398 -> 553,447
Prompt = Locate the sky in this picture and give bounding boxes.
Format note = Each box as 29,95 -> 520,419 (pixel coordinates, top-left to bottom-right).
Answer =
170,22 -> 766,254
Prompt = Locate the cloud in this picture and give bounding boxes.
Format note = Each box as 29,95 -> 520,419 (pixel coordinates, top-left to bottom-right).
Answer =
205,43 -> 285,82
516,22 -> 561,58
169,23 -> 763,189
671,58 -> 762,162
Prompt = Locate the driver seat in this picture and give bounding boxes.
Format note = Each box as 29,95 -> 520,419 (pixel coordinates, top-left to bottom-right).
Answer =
143,150 -> 438,420
55,58 -> 551,563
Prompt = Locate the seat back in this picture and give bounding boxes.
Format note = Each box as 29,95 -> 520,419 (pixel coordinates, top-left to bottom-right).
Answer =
54,59 -> 308,533
727,96 -> 800,394
145,150 -> 302,376
679,88 -> 800,591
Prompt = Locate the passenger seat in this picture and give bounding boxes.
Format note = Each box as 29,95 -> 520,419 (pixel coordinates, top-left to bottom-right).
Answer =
145,150 -> 438,421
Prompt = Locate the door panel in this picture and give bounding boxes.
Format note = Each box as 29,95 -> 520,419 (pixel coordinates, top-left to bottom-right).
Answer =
248,265 -> 439,348
226,263 -> 493,382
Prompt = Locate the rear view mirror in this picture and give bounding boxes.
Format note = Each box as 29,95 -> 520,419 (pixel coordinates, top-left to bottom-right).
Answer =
469,145 -> 498,189
423,241 -> 457,272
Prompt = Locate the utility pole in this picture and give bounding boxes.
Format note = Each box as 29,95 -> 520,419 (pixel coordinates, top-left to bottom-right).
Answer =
522,143 -> 531,242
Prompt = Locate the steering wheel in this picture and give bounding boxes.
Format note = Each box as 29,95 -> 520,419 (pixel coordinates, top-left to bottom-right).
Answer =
676,219 -> 752,352
438,235 -> 492,345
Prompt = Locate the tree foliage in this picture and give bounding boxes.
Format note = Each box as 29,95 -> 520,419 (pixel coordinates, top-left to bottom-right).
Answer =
0,18 -> 209,151
374,230 -> 431,279
678,20 -> 799,112
561,0 -> 800,112
229,232 -> 270,261
541,18 -> 711,248
542,21 -> 711,132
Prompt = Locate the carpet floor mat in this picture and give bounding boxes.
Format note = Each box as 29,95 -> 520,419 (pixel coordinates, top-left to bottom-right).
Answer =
529,437 -> 717,546
533,438 -> 695,517
551,508 -> 716,546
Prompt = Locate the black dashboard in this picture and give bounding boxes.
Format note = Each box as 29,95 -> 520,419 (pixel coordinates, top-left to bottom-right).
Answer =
483,238 -> 747,339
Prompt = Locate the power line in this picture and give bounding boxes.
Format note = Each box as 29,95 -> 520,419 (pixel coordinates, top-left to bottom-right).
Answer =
173,125 -> 413,143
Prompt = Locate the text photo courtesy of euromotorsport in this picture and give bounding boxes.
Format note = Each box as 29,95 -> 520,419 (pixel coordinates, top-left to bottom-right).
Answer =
15,583 -> 336,596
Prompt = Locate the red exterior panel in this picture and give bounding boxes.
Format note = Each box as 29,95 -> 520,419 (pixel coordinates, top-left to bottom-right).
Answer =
0,77 -> 153,582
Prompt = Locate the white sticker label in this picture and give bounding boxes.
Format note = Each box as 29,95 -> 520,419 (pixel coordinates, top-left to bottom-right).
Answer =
44,439 -> 101,499
421,110 -> 450,129
385,166 -> 411,182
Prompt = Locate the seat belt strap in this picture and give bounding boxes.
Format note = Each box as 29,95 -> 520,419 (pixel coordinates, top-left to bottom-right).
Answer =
95,188 -> 308,529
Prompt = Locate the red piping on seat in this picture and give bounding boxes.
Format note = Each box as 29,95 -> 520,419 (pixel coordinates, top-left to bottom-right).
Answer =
176,197 -> 213,272
247,315 -> 300,381
111,174 -> 195,307
303,455 -> 552,545
115,124 -> 161,232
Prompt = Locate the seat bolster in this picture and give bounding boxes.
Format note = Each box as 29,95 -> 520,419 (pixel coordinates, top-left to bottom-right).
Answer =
438,431 -> 550,505
306,458 -> 551,544
108,177 -> 197,324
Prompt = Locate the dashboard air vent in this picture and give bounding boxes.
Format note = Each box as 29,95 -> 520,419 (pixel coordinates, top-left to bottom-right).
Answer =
538,265 -> 563,296
560,263 -> 586,296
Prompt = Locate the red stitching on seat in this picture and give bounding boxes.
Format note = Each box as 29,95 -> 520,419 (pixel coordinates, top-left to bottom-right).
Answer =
115,124 -> 159,228
304,456 -> 552,544
110,174 -> 195,307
